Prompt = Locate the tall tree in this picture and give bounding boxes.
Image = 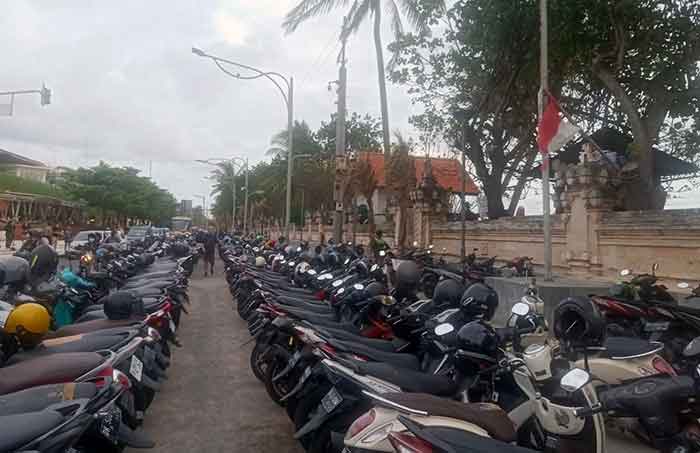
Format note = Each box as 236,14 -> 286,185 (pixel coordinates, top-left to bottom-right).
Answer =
316,112 -> 383,155
283,0 -> 445,158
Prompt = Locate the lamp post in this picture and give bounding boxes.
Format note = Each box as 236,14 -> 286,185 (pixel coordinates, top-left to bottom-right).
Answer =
192,47 -> 294,236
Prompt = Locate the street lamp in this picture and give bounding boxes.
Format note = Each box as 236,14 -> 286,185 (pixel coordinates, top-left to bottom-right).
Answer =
192,47 -> 294,236
197,157 -> 248,233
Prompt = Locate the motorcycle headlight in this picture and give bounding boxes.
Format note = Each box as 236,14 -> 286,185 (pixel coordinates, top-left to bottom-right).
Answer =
307,269 -> 317,276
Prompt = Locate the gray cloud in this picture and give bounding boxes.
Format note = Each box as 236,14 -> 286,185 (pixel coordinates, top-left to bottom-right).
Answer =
0,0 -> 415,202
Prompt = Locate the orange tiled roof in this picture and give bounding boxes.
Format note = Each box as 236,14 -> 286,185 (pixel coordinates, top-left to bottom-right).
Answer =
356,151 -> 479,195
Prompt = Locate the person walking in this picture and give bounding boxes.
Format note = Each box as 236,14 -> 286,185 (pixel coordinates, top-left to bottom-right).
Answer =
4,219 -> 14,250
203,229 -> 217,277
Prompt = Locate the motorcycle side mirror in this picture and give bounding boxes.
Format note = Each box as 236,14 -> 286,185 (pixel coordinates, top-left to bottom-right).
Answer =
683,336 -> 700,358
678,282 -> 690,289
370,264 -> 378,272
560,368 -> 591,392
511,302 -> 530,317
620,269 -> 631,277
379,250 -> 386,257
353,283 -> 365,291
434,323 -> 454,336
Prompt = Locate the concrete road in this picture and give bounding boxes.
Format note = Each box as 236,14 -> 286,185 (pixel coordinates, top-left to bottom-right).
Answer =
134,263 -> 652,453
135,265 -> 304,453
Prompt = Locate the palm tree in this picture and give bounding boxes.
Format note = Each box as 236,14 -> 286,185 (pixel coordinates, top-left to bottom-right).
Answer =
283,0 -> 443,159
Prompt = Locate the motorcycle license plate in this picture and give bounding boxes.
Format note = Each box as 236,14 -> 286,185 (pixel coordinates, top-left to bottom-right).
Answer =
129,355 -> 144,382
321,387 -> 343,413
644,321 -> 670,332
98,405 -> 122,443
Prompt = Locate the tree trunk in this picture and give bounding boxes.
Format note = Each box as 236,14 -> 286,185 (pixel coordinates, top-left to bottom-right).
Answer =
484,175 -> 507,219
366,195 -> 375,238
373,0 -> 391,158
507,152 -> 536,215
593,61 -> 655,209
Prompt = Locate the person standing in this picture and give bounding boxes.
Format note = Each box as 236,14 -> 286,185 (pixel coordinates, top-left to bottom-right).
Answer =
4,219 -> 14,250
203,229 -> 217,277
64,226 -> 73,253
369,230 -> 388,260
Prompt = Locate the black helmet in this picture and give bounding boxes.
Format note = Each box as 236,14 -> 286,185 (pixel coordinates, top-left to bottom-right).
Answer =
553,297 -> 605,347
170,243 -> 189,258
102,291 -> 144,320
396,261 -> 420,289
327,252 -> 339,268
29,244 -> 58,281
354,261 -> 369,278
433,279 -> 465,308
460,283 -> 498,321
457,320 -> 501,359
365,281 -> 386,298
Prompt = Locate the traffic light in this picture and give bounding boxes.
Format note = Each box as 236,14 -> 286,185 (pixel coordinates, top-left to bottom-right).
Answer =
40,85 -> 51,106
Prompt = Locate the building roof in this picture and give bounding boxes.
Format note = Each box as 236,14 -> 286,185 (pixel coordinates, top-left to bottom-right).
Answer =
357,151 -> 480,195
531,127 -> 699,179
0,149 -> 47,168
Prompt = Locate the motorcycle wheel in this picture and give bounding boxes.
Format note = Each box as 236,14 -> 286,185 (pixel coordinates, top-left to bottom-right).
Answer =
250,341 -> 270,382
264,345 -> 293,405
293,382 -> 332,450
308,404 -> 370,453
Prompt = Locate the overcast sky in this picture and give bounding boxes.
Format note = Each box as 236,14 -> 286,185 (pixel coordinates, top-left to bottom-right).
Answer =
0,0 -> 420,203
1,1 -> 696,213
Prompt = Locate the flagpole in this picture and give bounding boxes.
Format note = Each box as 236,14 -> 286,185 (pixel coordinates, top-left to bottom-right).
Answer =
539,0 -> 553,281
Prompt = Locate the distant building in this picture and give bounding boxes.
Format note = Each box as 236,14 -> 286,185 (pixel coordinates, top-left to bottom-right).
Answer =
178,199 -> 193,217
0,148 -> 50,183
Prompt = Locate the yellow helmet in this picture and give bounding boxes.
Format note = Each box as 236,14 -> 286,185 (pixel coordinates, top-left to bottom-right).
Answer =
80,253 -> 94,267
4,303 -> 50,347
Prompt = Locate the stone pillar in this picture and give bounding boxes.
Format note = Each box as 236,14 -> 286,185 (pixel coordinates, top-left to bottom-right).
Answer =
560,162 -> 617,276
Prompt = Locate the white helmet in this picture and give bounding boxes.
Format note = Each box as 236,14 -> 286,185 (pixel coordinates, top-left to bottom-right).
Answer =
255,256 -> 266,268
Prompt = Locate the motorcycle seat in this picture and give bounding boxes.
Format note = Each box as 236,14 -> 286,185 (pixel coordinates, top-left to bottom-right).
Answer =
0,382 -> 97,416
351,362 -> 456,396
316,326 -> 397,352
0,410 -> 66,452
599,375 -> 695,419
415,424 -> 534,453
49,318 -> 141,338
303,318 -> 362,335
599,336 -> 663,359
0,352 -> 104,395
276,296 -> 332,314
329,339 -> 420,370
6,334 -> 129,364
381,392 -> 516,442
279,306 -> 336,323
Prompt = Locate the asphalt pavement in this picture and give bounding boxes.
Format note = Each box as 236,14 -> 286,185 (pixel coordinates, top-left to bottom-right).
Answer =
134,262 -> 303,452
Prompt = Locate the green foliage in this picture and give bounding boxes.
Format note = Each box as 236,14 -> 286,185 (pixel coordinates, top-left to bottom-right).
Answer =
392,0 -> 700,214
316,112 -> 383,155
58,162 -> 177,225
210,113 -> 383,227
0,172 -> 71,199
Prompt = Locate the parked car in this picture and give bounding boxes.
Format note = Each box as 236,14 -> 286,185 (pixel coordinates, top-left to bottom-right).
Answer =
66,230 -> 110,257
127,225 -> 152,243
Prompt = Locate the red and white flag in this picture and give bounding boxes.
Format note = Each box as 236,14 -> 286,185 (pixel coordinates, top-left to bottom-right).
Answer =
537,98 -> 579,155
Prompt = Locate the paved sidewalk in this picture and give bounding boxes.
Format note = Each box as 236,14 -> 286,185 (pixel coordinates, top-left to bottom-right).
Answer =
132,265 -> 303,452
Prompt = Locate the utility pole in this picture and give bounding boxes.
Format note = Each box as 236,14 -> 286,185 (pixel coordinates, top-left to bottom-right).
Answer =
539,0 -> 552,280
231,161 -> 237,233
285,78 -> 294,237
243,158 -> 249,235
460,125 -> 467,266
333,18 -> 348,243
